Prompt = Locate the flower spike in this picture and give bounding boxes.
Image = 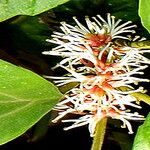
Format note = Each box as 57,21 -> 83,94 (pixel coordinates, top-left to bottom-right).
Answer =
43,14 -> 150,136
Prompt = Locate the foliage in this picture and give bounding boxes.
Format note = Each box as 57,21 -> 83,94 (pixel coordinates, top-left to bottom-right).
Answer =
132,113 -> 150,150
0,0 -> 69,22
139,0 -> 150,33
0,0 -> 150,149
0,59 -> 62,145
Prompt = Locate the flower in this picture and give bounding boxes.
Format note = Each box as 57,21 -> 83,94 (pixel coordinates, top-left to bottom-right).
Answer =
43,13 -> 136,67
43,14 -> 150,136
52,87 -> 144,136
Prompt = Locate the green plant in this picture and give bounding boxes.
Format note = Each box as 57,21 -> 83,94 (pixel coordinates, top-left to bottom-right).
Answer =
0,0 -> 150,150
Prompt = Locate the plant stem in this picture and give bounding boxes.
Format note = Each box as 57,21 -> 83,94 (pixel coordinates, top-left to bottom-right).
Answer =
91,117 -> 107,150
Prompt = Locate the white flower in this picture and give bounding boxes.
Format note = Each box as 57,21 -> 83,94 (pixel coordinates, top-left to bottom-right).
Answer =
43,13 -> 136,67
52,87 -> 144,136
43,13 -> 150,136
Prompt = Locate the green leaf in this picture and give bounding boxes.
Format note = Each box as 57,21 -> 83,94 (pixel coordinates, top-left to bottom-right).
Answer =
0,0 -> 70,22
131,40 -> 150,49
130,92 -> 150,105
59,82 -> 79,94
132,113 -> 150,150
139,0 -> 150,33
118,86 -> 150,105
0,59 -> 63,145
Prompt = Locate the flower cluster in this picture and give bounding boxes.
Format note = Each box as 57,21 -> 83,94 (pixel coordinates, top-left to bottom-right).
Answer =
43,14 -> 150,136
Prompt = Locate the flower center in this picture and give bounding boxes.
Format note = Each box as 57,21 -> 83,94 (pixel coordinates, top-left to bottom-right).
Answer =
85,33 -> 112,47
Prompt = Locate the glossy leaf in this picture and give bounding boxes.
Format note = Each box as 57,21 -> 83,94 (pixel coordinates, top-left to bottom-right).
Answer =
132,113 -> 150,150
0,0 -> 69,22
0,59 -> 63,145
139,0 -> 150,33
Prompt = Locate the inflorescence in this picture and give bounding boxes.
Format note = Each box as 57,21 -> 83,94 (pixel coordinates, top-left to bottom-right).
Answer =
43,13 -> 150,137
